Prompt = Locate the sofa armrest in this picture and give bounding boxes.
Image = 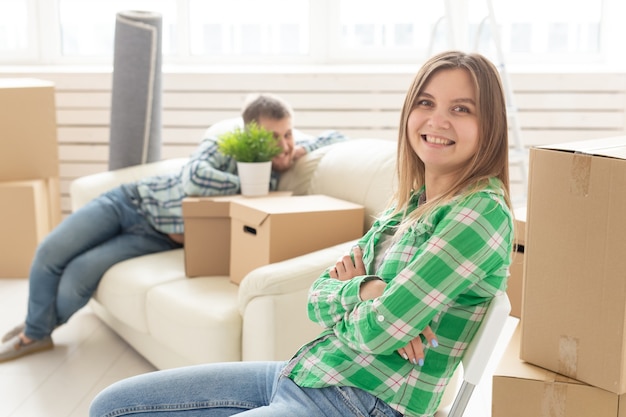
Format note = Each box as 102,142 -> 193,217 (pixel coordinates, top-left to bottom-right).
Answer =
69,158 -> 188,211
238,239 -> 357,361
238,239 -> 357,313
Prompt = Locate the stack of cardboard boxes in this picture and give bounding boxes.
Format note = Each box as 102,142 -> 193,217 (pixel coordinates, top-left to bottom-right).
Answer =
0,79 -> 61,278
493,136 -> 626,416
183,193 -> 365,284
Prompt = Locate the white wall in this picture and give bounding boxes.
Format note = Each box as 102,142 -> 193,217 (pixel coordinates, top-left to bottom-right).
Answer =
1,68 -> 625,215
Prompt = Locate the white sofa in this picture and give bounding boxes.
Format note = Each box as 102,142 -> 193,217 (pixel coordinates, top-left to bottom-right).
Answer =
70,131 -> 398,370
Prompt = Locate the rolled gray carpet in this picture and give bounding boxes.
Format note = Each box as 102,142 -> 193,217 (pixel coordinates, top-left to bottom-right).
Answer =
108,10 -> 162,170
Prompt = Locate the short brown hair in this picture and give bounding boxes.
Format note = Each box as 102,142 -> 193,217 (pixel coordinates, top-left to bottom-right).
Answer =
241,93 -> 294,125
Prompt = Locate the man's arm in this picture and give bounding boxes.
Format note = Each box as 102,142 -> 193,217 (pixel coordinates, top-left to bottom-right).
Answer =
180,138 -> 240,197
295,130 -> 347,158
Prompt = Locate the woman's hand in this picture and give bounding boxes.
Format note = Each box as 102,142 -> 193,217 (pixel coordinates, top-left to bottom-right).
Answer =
330,245 -> 438,365
329,245 -> 366,281
359,278 -> 438,366
397,326 -> 438,366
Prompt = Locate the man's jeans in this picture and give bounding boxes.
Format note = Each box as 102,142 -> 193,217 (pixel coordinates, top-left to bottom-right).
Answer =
89,361 -> 404,417
24,186 -> 181,340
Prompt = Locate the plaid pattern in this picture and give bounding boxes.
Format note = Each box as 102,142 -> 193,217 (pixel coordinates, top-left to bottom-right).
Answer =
287,178 -> 513,417
133,130 -> 346,234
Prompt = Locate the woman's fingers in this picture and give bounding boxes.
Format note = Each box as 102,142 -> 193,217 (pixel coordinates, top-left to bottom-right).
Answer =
329,245 -> 366,280
421,326 -> 439,348
331,250 -> 362,281
329,266 -> 337,278
400,337 -> 425,366
397,326 -> 438,366
352,245 -> 366,275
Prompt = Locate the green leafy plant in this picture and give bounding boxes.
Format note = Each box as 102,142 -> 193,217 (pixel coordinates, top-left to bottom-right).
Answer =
216,122 -> 283,163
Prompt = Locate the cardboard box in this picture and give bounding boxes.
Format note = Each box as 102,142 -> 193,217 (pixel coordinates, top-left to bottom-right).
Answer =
45,176 -> 62,228
493,324 -> 626,417
0,180 -> 51,278
229,194 -> 365,284
182,192 -> 292,277
0,78 -> 59,181
508,207 -> 526,319
520,136 -> 626,394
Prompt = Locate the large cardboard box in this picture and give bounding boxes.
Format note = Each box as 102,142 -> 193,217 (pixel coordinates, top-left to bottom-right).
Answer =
229,194 -> 365,284
0,180 -> 51,278
182,192 -> 291,277
520,136 -> 626,394
0,78 -> 59,181
493,324 -> 626,417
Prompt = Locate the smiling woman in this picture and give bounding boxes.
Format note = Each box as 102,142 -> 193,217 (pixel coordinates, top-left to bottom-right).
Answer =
408,68 -> 480,179
87,50 -> 515,417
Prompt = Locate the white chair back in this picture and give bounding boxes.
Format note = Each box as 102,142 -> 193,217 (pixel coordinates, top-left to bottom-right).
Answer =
446,292 -> 511,417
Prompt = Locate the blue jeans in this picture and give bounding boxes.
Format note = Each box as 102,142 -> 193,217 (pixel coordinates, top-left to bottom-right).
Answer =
89,361 -> 404,417
24,185 -> 182,340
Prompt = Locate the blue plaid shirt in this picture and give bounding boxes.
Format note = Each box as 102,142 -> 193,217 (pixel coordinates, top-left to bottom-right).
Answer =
133,130 -> 346,234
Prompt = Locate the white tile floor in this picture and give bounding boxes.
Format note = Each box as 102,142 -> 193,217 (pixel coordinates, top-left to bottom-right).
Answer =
0,278 -> 156,417
0,277 -> 518,417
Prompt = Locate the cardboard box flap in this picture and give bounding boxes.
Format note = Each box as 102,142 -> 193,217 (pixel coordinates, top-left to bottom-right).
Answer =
0,78 -> 55,88
183,192 -> 293,219
230,195 -> 363,227
233,195 -> 351,214
538,135 -> 626,160
497,325 -> 584,386
182,196 -> 239,218
230,203 -> 271,227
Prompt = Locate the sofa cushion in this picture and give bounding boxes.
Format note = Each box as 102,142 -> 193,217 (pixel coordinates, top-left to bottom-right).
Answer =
307,138 -> 397,229
146,277 -> 241,364
93,249 -> 187,333
70,158 -> 188,211
277,144 -> 334,195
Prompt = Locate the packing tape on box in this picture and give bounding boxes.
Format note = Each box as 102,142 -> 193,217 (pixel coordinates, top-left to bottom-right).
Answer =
558,335 -> 579,378
541,384 -> 567,417
570,152 -> 591,197
108,10 -> 162,170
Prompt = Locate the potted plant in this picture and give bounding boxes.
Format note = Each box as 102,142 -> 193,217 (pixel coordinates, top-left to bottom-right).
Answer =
217,122 -> 283,196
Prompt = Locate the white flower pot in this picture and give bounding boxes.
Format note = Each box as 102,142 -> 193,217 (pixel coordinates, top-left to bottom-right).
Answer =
237,161 -> 272,196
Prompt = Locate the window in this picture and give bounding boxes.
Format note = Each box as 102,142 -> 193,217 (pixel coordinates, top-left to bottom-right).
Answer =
0,0 -> 30,60
330,0 -> 445,62
489,0 -> 605,64
58,0 -> 177,58
0,0 -> 623,67
188,0 -> 309,59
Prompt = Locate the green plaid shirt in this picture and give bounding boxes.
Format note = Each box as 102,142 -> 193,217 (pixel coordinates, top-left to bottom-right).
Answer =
287,178 -> 513,417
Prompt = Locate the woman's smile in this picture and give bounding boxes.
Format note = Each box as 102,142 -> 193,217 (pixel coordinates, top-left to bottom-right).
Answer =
421,134 -> 455,146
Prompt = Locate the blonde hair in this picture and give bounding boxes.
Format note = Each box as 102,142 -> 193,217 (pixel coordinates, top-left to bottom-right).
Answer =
391,50 -> 512,223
